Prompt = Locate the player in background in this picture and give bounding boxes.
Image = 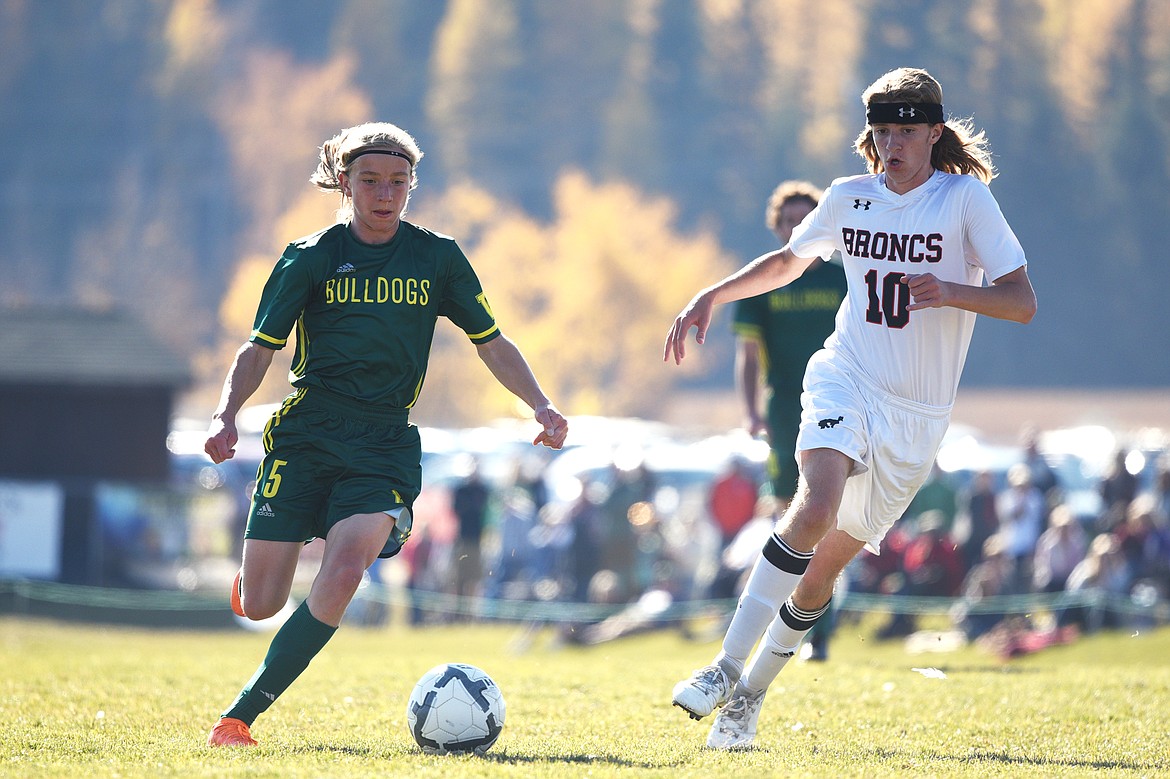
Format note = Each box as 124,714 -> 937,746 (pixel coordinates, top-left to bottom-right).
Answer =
734,180 -> 846,504
732,181 -> 848,661
665,67 -> 1036,749
204,122 -> 568,747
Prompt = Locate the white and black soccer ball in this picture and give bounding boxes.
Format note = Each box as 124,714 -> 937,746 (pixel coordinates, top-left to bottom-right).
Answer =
406,662 -> 506,755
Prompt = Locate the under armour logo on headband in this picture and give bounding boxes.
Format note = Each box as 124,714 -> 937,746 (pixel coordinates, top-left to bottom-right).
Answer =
866,101 -> 944,125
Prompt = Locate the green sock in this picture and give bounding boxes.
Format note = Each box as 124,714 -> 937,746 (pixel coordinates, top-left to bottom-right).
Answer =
223,600 -> 337,726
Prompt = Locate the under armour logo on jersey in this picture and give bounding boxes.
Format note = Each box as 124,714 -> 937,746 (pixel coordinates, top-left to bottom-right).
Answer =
899,106 -> 916,118
335,263 -> 356,273
853,199 -> 871,210
818,416 -> 844,429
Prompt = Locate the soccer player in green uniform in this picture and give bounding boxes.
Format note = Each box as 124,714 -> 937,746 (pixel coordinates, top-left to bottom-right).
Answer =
733,181 -> 848,504
204,122 -> 568,747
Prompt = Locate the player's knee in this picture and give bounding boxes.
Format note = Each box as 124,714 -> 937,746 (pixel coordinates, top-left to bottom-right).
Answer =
316,559 -> 367,601
240,591 -> 284,621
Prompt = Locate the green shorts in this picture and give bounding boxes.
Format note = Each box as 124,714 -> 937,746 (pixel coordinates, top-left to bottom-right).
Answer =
767,391 -> 804,500
244,388 -> 420,558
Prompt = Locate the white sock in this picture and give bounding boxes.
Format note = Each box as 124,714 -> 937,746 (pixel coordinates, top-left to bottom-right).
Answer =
740,597 -> 832,694
716,534 -> 812,681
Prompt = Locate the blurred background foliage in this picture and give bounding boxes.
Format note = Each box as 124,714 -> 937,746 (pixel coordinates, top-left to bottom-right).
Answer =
2,0 -> 1168,425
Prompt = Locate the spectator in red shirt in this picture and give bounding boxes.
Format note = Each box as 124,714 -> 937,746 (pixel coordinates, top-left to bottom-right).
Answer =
904,511 -> 965,597
709,457 -> 760,547
876,511 -> 963,639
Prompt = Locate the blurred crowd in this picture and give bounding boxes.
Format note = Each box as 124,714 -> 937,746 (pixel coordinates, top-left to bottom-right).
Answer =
398,456 -> 691,632
381,425 -> 1170,650
856,443 -> 1170,650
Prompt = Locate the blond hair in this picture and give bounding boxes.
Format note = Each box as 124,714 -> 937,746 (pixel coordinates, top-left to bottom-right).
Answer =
310,122 -> 424,220
764,180 -> 822,234
853,67 -> 995,183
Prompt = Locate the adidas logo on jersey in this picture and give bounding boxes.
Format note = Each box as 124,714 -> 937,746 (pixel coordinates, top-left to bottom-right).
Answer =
335,263 -> 356,273
256,503 -> 276,517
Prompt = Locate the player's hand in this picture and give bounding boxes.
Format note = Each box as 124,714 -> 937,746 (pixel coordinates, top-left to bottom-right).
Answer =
204,417 -> 239,464
746,414 -> 769,440
664,291 -> 715,365
532,403 -> 568,450
902,273 -> 953,311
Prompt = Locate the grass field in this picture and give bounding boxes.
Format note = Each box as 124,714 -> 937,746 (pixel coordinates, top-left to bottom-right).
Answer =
2,613 -> 1168,778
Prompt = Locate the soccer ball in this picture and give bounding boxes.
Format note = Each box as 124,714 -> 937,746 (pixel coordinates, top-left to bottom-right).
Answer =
406,663 -> 506,755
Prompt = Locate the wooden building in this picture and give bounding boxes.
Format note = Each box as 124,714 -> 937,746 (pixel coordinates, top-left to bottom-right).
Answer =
0,306 -> 191,482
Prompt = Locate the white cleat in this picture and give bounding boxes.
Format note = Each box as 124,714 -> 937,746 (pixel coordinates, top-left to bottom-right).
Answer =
706,688 -> 765,750
672,665 -> 732,721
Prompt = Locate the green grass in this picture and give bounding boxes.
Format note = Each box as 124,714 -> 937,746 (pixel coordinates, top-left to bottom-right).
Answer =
2,613 -> 1168,778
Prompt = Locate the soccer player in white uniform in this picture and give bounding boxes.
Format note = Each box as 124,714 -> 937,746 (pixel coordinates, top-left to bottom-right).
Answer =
664,67 -> 1037,749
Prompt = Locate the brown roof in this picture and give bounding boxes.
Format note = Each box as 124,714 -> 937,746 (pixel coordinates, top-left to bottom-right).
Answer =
0,307 -> 191,387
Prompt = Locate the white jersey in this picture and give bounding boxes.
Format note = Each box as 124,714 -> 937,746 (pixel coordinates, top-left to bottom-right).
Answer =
787,170 -> 1026,408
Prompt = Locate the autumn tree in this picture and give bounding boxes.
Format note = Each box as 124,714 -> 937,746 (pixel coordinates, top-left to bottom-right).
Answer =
407,170 -> 734,427
426,0 -> 529,201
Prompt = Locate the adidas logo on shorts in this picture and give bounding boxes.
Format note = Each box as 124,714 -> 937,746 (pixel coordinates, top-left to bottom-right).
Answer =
256,503 -> 276,517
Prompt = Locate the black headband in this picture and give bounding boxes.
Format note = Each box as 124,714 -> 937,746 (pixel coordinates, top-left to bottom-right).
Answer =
866,102 -> 944,125
344,147 -> 414,168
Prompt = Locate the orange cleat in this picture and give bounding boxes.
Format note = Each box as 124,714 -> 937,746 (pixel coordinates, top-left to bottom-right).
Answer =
207,717 -> 257,747
229,569 -> 246,618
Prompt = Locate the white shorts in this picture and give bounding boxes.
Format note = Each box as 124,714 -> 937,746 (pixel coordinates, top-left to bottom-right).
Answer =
796,350 -> 951,554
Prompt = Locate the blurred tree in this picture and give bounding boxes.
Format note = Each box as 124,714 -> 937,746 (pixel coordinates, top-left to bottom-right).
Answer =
3,0 -> 1170,421
522,1 -> 632,211
426,0 -> 530,204
754,0 -> 864,177
211,51 -> 371,256
407,171 -> 734,424
696,0 -> 773,230
330,0 -> 445,149
600,0 -> 670,192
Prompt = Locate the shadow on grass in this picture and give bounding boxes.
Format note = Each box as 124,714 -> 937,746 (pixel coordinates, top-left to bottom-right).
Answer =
958,749 -> 1167,772
483,751 -> 663,768
299,742 -> 675,769
871,746 -> 1167,773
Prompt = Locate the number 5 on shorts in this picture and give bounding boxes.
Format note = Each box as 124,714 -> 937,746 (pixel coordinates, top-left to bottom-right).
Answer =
261,459 -> 288,498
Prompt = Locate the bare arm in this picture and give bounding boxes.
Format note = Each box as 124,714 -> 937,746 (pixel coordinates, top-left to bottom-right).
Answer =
664,247 -> 818,364
735,338 -> 767,437
204,342 -> 276,464
902,265 -> 1037,323
475,334 -> 569,450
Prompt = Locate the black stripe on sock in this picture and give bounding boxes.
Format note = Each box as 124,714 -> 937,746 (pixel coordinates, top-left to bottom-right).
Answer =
779,597 -> 831,631
761,533 -> 813,575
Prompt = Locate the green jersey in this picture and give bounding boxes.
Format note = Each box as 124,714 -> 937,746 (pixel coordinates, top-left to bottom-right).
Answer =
732,258 -> 848,395
250,221 -> 499,411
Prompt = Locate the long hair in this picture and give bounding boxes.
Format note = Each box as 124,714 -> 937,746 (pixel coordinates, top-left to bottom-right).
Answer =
853,68 -> 995,183
310,122 -> 424,220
